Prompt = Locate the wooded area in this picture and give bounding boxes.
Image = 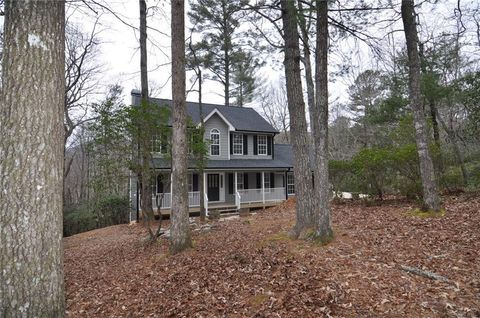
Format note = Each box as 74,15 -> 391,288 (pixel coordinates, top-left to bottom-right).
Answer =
0,0 -> 479,316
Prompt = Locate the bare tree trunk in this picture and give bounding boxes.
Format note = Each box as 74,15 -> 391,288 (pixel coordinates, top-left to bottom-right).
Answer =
401,0 -> 441,212
138,0 -> 155,229
281,0 -> 314,238
198,70 -> 206,222
312,0 -> 333,241
297,0 -> 315,122
222,0 -> 230,106
140,0 -> 148,99
0,1 -> 65,316
170,0 -> 192,253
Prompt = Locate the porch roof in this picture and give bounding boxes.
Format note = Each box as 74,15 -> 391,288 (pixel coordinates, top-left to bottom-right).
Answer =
153,144 -> 294,171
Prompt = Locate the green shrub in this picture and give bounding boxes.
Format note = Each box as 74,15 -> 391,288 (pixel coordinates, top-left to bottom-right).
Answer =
63,195 -> 129,237
93,195 -> 130,227
63,203 -> 97,237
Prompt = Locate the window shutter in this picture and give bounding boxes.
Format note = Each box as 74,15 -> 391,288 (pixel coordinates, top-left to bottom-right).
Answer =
270,173 -> 275,188
230,134 -> 233,155
228,173 -> 234,194
256,173 -> 261,189
244,173 -> 249,189
193,173 -> 199,192
253,135 -> 258,155
243,134 -> 248,155
267,136 -> 272,155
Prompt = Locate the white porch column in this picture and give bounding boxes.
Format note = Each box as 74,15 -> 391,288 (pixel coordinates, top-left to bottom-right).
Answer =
203,172 -> 208,214
262,171 -> 265,204
170,173 -> 173,195
234,171 -> 238,207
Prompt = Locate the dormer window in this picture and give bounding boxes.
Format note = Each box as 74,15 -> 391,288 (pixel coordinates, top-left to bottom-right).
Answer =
210,129 -> 220,156
258,135 -> 267,155
232,133 -> 243,155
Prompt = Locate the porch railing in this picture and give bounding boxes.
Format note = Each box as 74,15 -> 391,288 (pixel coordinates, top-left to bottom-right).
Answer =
152,191 -> 200,209
238,187 -> 285,203
152,193 -> 172,209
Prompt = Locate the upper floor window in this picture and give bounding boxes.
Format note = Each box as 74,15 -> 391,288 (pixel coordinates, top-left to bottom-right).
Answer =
151,135 -> 167,154
232,134 -> 243,155
210,129 -> 220,156
258,135 -> 267,155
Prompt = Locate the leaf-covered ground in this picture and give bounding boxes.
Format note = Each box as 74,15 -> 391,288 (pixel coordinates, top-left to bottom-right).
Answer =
64,193 -> 480,317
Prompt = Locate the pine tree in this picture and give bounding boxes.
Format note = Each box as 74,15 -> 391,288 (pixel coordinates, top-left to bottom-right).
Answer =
189,0 -> 260,106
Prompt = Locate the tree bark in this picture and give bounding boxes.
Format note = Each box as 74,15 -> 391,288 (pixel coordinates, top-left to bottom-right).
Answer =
281,0 -> 314,238
401,0 -> 441,212
198,70 -> 206,222
139,0 -> 148,99
170,0 -> 192,253
312,0 -> 333,241
0,1 -> 65,316
138,0 -> 155,227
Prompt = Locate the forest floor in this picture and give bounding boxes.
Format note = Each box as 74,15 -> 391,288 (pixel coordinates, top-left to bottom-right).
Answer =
64,193 -> 480,317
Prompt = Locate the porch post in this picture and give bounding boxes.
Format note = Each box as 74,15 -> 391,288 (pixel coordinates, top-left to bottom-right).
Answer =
262,171 -> 265,205
170,172 -> 173,195
203,172 -> 208,214
234,171 -> 238,207
285,171 -> 288,200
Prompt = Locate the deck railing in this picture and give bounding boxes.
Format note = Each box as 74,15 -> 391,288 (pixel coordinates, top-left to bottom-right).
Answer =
238,187 -> 285,203
152,192 -> 200,209
152,187 -> 286,210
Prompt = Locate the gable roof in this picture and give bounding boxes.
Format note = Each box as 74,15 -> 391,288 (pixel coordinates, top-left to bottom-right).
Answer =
131,90 -> 278,133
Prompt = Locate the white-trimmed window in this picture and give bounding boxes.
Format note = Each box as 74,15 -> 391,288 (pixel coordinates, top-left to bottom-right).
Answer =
258,135 -> 267,155
151,135 -> 167,154
210,129 -> 220,156
287,173 -> 295,194
233,133 -> 243,155
237,173 -> 244,190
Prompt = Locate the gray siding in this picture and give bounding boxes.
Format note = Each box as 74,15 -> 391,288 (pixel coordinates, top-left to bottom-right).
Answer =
230,133 -> 273,160
204,113 -> 229,160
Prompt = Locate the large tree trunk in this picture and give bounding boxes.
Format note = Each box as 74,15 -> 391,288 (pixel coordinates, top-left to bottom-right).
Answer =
139,0 -> 148,99
222,0 -> 230,107
198,71 -> 207,222
281,0 -> 314,238
297,0 -> 315,122
0,1 -> 65,316
401,0 -> 441,212
138,0 -> 155,227
170,0 -> 192,253
312,0 -> 333,241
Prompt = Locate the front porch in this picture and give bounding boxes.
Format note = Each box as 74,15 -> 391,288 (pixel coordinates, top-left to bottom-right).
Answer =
151,170 -> 294,215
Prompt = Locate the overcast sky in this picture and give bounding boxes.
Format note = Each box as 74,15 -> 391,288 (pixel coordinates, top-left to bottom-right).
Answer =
3,1 -> 479,112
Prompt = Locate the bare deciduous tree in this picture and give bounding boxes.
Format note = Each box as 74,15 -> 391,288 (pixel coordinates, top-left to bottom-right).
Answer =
257,80 -> 290,143
170,0 -> 192,253
401,0 -> 441,212
281,0 -> 315,238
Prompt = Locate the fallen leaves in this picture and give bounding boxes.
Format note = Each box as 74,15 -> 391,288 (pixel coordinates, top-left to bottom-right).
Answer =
64,193 -> 480,317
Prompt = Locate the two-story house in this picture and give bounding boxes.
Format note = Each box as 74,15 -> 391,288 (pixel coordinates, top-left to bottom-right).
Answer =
129,90 -> 295,221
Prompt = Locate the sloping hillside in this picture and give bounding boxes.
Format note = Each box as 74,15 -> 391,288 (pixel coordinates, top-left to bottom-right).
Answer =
65,195 -> 480,317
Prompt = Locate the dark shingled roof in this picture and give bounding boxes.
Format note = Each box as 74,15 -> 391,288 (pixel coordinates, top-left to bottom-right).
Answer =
152,144 -> 294,170
131,90 -> 278,133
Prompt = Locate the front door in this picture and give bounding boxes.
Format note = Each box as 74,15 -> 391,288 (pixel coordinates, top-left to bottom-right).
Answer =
207,174 -> 220,201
